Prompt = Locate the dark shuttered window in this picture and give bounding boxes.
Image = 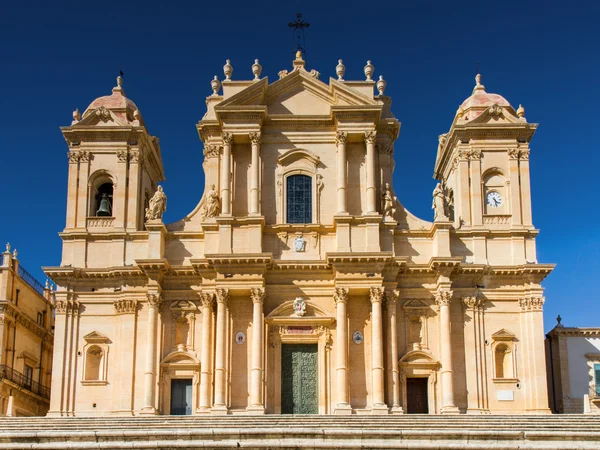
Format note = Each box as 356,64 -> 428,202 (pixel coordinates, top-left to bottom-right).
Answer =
286,175 -> 312,224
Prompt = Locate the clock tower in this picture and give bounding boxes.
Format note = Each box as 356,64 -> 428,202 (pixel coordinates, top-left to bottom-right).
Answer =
433,74 -> 537,265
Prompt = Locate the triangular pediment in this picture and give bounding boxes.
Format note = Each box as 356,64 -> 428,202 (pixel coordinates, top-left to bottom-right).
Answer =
76,107 -> 130,127
492,329 -> 516,341
83,331 -> 110,344
467,105 -> 522,126
403,299 -> 429,309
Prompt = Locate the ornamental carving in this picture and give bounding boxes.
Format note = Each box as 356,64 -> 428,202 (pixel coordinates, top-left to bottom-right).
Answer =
377,142 -> 394,155
333,287 -> 349,305
335,131 -> 348,145
385,290 -> 400,307
67,151 -> 80,163
129,150 -> 142,163
488,103 -> 504,118
114,299 -> 137,315
78,150 -> 91,162
95,106 -> 111,121
293,297 -> 306,316
508,148 -> 520,160
463,296 -> 484,311
222,132 -> 234,145
249,132 -> 262,146
251,288 -> 265,304
519,296 -> 545,311
370,287 -> 385,304
469,149 -> 482,160
199,292 -> 214,309
215,288 -> 229,305
364,131 -> 377,144
203,144 -> 221,159
200,184 -> 220,220
55,300 -> 80,316
435,290 -> 453,307
145,186 -> 167,221
147,293 -> 162,308
116,149 -> 129,162
519,149 -> 530,160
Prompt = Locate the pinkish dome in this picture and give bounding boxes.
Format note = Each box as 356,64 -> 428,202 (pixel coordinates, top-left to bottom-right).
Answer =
457,74 -> 515,121
82,76 -> 139,124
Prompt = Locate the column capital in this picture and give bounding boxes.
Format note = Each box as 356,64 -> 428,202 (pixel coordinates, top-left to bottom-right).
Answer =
333,287 -> 349,305
385,289 -> 400,307
335,131 -> 348,145
435,290 -> 453,307
203,144 -> 222,159
369,286 -> 385,304
364,130 -> 377,144
249,132 -> 262,146
114,299 -> 137,315
222,132 -> 234,145
519,296 -> 545,311
216,288 -> 230,305
147,292 -> 162,308
250,287 -> 265,304
199,292 -> 214,309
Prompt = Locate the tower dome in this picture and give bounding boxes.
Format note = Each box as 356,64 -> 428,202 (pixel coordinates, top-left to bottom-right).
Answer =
457,74 -> 513,121
82,76 -> 139,123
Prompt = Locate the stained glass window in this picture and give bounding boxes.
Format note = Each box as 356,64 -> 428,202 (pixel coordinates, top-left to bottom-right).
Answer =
286,175 -> 312,224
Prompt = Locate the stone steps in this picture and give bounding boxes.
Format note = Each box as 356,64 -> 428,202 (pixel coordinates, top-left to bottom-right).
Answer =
0,415 -> 599,449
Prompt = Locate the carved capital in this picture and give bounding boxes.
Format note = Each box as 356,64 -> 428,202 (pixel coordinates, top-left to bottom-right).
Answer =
203,144 -> 221,159
199,292 -> 214,309
364,131 -> 377,144
435,290 -> 453,307
78,150 -> 91,163
519,296 -> 544,311
222,132 -> 234,146
67,151 -> 80,163
116,149 -> 129,162
508,148 -> 520,160
458,149 -> 470,161
377,142 -> 394,155
129,150 -> 142,163
333,287 -> 349,305
369,287 -> 385,304
250,287 -> 265,304
385,289 -> 400,307
519,149 -> 530,161
335,131 -> 348,145
463,296 -> 484,311
215,288 -> 229,305
249,132 -> 262,146
147,293 -> 162,308
114,299 -> 137,315
469,149 -> 482,160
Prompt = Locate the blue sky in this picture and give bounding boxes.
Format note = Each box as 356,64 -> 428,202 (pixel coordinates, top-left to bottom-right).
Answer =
1,1 -> 597,332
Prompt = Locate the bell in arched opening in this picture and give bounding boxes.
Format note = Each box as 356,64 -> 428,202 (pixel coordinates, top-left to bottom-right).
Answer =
96,193 -> 112,216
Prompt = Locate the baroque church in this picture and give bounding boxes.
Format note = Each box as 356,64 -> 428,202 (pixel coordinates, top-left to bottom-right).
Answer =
44,52 -> 553,416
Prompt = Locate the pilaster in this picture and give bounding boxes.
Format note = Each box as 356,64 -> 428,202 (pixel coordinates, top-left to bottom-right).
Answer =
212,288 -> 229,414
333,287 -> 352,415
248,287 -> 265,414
370,287 -> 389,414
436,286 -> 459,414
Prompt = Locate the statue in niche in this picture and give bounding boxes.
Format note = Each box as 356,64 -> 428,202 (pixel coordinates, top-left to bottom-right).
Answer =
409,316 -> 423,350
432,182 -> 449,221
175,314 -> 189,351
145,186 -> 167,221
202,184 -> 220,220
382,183 -> 396,220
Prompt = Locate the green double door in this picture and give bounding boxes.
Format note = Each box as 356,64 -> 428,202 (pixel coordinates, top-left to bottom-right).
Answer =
281,344 -> 318,414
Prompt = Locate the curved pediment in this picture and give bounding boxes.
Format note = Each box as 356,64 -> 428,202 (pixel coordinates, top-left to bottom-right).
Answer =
161,350 -> 200,366
278,148 -> 320,168
268,299 -> 328,319
400,349 -> 437,365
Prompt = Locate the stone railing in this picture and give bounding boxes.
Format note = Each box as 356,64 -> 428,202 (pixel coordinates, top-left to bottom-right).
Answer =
0,365 -> 50,400
483,215 -> 511,226
86,217 -> 115,228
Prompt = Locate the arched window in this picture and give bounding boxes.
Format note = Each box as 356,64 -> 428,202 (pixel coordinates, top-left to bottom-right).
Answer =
286,175 -> 312,224
494,344 -> 511,378
85,346 -> 103,381
94,182 -> 113,217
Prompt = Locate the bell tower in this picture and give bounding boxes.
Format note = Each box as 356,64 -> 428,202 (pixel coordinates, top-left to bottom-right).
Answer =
433,74 -> 538,265
60,76 -> 165,267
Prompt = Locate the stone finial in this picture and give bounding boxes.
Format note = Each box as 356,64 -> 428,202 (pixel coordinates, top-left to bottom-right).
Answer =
133,109 -> 141,122
210,76 -> 221,96
364,60 -> 374,81
296,50 -> 303,60
72,108 -> 81,124
473,73 -> 485,93
376,75 -> 386,95
5,242 -> 10,253
556,314 -> 563,326
117,75 -> 123,88
45,279 -> 50,289
252,59 -> 262,81
517,104 -> 525,119
223,59 -> 233,80
336,59 -> 345,81
12,249 -> 18,259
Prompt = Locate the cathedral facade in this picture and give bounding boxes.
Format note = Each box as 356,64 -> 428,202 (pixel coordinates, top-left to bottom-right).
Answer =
44,53 -> 553,416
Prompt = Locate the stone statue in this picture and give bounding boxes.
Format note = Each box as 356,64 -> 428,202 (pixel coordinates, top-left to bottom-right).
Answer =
203,184 -> 220,219
382,183 -> 396,220
432,182 -> 448,221
145,186 -> 167,221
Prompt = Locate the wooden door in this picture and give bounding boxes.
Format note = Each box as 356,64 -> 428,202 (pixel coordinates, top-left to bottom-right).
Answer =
406,378 -> 428,414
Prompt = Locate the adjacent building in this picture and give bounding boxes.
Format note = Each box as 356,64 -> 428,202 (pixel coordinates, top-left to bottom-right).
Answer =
546,319 -> 600,414
0,245 -> 54,416
44,53 -> 553,416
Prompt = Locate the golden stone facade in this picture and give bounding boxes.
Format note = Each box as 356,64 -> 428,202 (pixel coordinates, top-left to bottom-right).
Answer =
44,53 -> 553,416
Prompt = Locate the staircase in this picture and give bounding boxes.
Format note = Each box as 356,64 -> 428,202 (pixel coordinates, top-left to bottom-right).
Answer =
1,415 -> 599,449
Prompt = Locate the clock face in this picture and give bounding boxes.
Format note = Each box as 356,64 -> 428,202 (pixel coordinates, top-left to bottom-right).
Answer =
486,191 -> 503,208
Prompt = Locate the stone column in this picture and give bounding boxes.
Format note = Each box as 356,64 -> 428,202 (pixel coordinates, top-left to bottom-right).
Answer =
76,151 -> 91,229
463,295 -> 488,413
141,292 -> 161,414
115,299 -> 137,415
66,151 -> 80,229
370,287 -> 388,413
248,287 -> 265,413
518,148 -> 533,226
335,131 -> 348,214
212,288 -> 229,413
436,289 -> 459,414
469,150 -> 483,226
249,132 -> 261,215
365,131 -> 377,214
386,290 -> 402,412
113,149 -> 128,228
508,149 -> 522,226
456,148 -> 471,227
126,149 -> 142,230
198,292 -> 214,413
333,288 -> 351,414
221,133 -> 233,216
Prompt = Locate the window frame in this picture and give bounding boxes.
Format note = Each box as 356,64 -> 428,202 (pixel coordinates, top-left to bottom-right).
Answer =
286,174 -> 313,224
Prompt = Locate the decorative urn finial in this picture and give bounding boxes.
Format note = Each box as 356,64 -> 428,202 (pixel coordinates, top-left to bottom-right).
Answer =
252,59 -> 262,80
296,50 -> 303,60
517,104 -> 525,119
12,248 -> 17,259
210,76 -> 221,96
364,60 -> 374,81
336,59 -> 345,81
72,108 -> 80,124
117,75 -> 123,88
475,73 -> 482,86
376,75 -> 386,95
557,314 -> 562,325
5,242 -> 10,253
223,59 -> 233,80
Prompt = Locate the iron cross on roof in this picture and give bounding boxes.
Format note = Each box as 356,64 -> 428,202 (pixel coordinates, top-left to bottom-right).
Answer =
288,13 -> 310,56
